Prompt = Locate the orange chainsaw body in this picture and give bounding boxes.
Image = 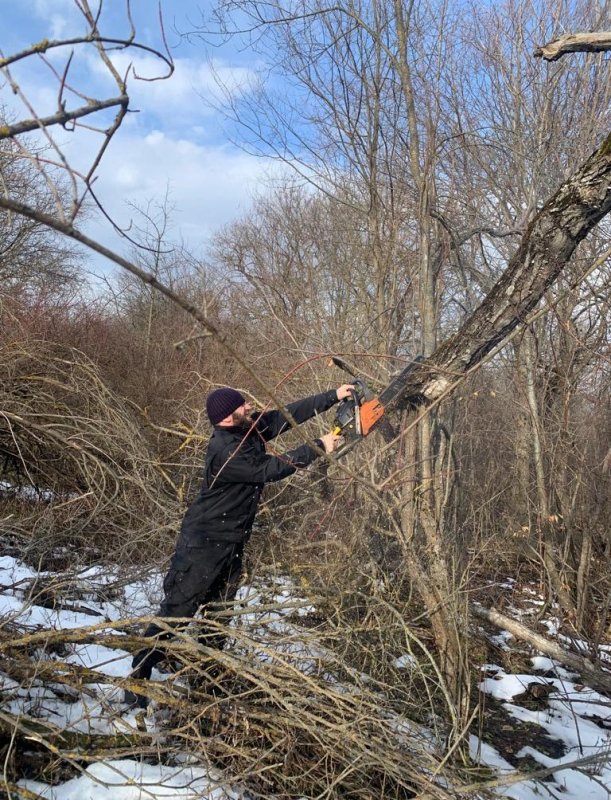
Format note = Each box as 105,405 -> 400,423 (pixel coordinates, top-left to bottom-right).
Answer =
358,398 -> 385,435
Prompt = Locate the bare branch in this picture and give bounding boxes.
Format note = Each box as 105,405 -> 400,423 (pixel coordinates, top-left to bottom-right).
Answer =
0,96 -> 128,140
0,35 -> 173,74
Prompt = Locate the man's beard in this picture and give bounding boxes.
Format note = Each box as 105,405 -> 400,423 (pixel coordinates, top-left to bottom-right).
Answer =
231,410 -> 252,429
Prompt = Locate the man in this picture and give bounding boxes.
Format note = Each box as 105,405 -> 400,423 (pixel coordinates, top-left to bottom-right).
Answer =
125,383 -> 352,706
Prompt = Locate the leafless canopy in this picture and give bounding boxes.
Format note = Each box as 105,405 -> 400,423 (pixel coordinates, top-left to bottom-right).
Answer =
0,0 -> 173,230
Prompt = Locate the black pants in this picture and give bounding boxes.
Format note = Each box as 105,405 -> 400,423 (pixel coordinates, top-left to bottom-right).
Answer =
132,537 -> 244,680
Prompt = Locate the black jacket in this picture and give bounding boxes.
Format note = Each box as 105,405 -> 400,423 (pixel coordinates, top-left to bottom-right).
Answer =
180,390 -> 338,543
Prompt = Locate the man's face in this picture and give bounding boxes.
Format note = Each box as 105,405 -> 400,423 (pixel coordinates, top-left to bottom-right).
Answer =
231,402 -> 253,428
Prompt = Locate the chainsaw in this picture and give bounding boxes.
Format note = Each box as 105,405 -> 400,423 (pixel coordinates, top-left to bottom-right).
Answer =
332,355 -> 424,454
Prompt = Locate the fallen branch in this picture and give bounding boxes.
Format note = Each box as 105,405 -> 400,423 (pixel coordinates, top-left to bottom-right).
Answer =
0,613 -> 459,800
472,604 -> 611,695
0,708 -> 147,752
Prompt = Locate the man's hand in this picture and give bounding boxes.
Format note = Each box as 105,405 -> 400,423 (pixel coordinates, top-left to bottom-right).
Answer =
336,384 -> 355,401
319,432 -> 341,453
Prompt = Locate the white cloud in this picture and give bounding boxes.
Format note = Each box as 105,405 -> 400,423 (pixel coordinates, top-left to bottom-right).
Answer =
2,0 -> 281,282
32,0 -> 92,39
33,0 -> 77,20
79,127 -> 282,275
52,13 -> 72,39
24,0 -> 253,130
84,50 -> 258,127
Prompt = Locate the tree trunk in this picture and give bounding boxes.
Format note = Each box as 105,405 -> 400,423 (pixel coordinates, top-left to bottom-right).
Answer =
396,130 -> 611,403
513,340 -> 533,520
522,329 -> 576,615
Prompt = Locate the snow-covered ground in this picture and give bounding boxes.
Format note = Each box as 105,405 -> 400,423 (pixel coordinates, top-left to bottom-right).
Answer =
0,553 -> 609,799
472,663 -> 611,799
0,553 -> 240,798
23,761 -> 241,800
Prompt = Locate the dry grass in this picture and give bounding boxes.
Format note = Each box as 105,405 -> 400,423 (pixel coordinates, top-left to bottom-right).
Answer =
0,339 -> 182,562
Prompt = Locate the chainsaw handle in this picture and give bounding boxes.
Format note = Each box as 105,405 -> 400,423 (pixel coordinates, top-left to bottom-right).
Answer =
332,391 -> 354,435
333,385 -> 356,421
347,385 -> 360,404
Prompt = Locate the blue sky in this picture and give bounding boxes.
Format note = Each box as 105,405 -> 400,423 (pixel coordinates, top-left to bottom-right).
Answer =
0,0 -> 276,278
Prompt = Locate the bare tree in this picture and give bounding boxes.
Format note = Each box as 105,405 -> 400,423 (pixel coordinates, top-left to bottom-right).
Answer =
0,0 -> 173,236
189,0 -> 611,737
0,132 -> 78,295
1,0 -> 610,767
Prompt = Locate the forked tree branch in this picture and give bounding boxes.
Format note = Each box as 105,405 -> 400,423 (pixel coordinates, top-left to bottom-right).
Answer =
0,1 -> 174,226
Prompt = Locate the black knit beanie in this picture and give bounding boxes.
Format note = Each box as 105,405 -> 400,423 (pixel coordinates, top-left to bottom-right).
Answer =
206,387 -> 246,425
